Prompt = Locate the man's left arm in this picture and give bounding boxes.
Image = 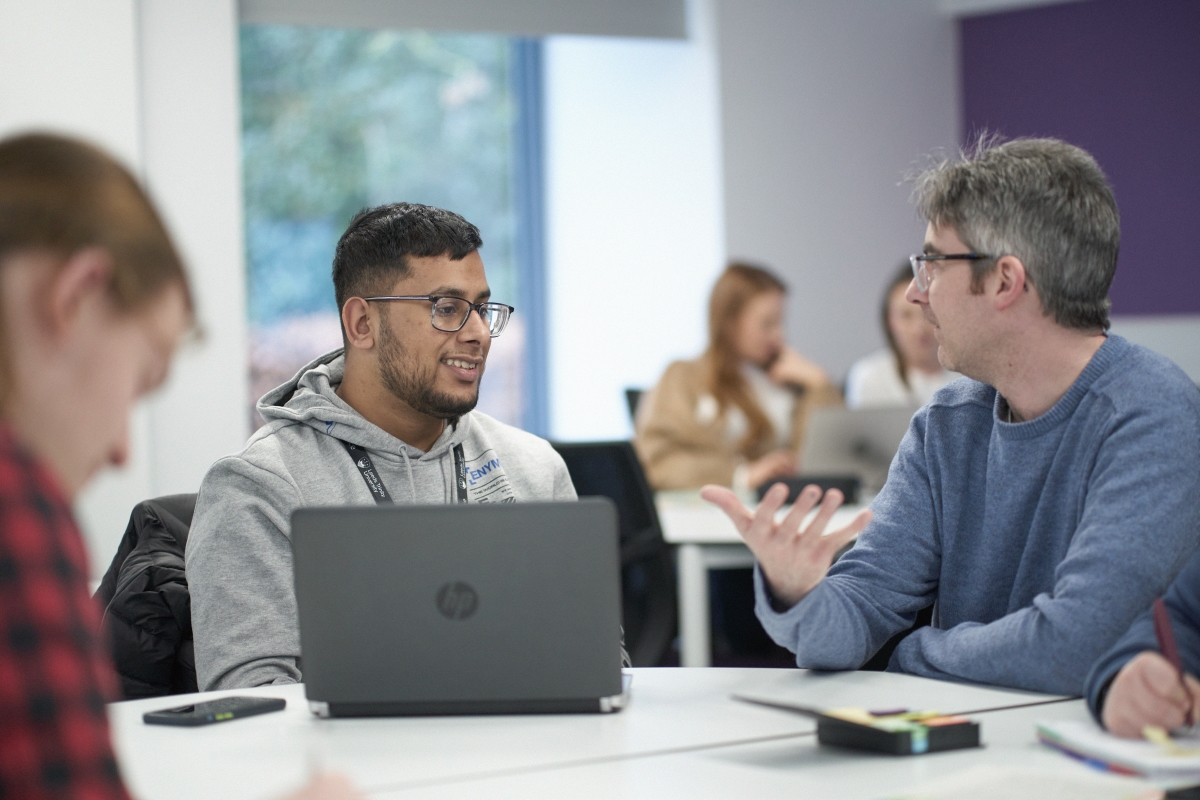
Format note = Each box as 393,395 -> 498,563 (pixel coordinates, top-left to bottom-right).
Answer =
891,407 -> 1200,696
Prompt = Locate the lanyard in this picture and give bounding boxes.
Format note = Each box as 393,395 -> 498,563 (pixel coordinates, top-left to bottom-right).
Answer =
340,440 -> 393,505
339,439 -> 469,504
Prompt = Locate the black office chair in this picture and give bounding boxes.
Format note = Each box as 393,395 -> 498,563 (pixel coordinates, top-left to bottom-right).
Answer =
624,388 -> 644,426
551,441 -> 677,666
94,493 -> 198,699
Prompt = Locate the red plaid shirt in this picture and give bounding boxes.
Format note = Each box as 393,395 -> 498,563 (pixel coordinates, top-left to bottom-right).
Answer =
0,424 -> 130,800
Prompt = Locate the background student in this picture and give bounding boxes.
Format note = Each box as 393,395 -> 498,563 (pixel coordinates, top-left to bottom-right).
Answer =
845,262 -> 959,408
634,262 -> 840,493
0,132 -> 359,800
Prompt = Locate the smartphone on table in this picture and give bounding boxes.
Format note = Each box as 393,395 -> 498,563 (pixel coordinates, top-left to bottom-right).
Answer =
143,696 -> 286,727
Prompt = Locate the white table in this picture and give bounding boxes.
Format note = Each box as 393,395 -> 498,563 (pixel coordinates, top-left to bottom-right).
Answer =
656,492 -> 870,667
397,696 -> 1123,800
110,668 -> 1077,800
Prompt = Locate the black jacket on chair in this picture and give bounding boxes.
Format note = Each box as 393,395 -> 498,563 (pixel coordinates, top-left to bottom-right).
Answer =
94,493 -> 197,699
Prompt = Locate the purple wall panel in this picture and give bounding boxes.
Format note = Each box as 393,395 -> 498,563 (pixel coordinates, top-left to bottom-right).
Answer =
961,0 -> 1200,315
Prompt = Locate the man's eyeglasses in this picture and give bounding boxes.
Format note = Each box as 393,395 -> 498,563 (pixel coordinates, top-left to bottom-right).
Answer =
364,295 -> 515,338
909,253 -> 993,293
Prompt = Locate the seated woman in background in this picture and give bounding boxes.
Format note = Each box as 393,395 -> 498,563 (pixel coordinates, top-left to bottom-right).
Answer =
635,262 -> 840,493
845,262 -> 958,409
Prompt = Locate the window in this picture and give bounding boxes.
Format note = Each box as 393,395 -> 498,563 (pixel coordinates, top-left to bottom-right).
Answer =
240,25 -> 545,433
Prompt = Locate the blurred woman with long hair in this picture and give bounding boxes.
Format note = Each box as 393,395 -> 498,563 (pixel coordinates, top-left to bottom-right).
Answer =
635,262 -> 840,492
845,262 -> 958,409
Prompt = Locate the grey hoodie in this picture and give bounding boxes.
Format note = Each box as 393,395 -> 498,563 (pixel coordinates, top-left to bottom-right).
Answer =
186,349 -> 576,691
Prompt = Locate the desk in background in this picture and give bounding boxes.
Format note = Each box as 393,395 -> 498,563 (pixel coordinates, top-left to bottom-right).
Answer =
656,492 -> 870,667
111,668 -> 1080,800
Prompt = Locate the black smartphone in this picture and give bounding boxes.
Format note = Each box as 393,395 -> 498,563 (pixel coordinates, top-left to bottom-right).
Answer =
143,696 -> 286,727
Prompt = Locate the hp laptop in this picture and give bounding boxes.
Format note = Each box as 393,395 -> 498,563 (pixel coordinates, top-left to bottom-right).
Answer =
800,406 -> 919,494
291,499 -> 626,717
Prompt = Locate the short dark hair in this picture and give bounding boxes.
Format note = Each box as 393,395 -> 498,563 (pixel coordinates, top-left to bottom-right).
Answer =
332,202 -> 483,315
913,136 -> 1119,331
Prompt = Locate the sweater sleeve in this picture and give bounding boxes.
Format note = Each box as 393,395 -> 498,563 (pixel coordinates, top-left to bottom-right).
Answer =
1086,549 -> 1200,722
186,456 -> 304,691
886,402 -> 1200,695
753,409 -> 942,670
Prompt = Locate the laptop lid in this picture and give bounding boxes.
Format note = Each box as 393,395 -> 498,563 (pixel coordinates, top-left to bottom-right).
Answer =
292,498 -> 624,716
800,406 -> 918,494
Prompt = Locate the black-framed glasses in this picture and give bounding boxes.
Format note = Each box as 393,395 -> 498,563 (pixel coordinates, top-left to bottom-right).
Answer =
909,252 -> 993,293
363,295 -> 515,337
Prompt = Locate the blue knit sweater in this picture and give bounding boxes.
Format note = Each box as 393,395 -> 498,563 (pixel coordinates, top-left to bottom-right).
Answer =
755,335 -> 1200,695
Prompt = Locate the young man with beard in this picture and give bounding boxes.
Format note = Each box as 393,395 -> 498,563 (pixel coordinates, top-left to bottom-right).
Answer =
187,203 -> 575,691
702,138 -> 1200,696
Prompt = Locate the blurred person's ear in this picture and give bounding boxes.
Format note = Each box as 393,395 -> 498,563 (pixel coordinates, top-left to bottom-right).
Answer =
44,247 -> 115,338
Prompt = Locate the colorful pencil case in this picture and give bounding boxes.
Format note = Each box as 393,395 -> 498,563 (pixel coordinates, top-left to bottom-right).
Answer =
816,708 -> 980,755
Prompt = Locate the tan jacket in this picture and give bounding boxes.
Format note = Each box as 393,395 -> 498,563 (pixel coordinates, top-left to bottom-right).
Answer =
634,358 -> 843,491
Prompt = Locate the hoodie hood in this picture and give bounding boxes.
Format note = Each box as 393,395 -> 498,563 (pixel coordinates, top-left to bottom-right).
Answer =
257,347 -> 471,462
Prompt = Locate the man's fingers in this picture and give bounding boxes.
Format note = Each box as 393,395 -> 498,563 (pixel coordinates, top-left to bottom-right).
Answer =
747,483 -> 789,541
819,510 -> 873,556
779,484 -> 823,536
1129,655 -> 1192,723
1184,674 -> 1200,713
1138,653 -> 1191,703
1128,687 -> 1187,732
802,487 -> 846,539
700,484 -> 753,534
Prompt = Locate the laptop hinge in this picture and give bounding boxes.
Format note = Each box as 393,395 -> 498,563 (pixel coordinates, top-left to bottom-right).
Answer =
600,671 -> 634,713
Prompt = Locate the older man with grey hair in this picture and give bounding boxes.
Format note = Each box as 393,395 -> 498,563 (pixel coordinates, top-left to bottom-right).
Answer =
703,137 -> 1200,695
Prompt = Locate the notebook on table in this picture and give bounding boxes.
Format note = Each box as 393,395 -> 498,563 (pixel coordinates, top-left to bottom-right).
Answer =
291,499 -> 626,717
1038,719 -> 1200,783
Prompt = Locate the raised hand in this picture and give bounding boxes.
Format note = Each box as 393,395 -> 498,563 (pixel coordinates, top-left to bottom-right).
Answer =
700,482 -> 873,607
1103,651 -> 1200,738
767,346 -> 830,390
745,449 -> 797,489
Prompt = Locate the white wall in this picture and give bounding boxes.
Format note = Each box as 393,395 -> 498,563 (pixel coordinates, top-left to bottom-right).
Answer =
717,0 -> 960,381
0,0 -> 142,166
138,1 -> 250,497
0,0 -> 155,577
1110,316 -> 1200,383
544,0 -> 727,440
0,0 -> 250,577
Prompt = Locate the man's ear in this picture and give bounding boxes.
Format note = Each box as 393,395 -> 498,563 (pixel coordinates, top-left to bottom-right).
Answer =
991,255 -> 1028,312
341,297 -> 377,351
45,247 -> 115,337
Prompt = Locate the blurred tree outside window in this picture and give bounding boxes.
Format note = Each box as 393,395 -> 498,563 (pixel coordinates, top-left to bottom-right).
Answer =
240,25 -> 536,432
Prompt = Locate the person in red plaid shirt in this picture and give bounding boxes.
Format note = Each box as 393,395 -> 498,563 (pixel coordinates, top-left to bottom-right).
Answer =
0,134 -> 361,800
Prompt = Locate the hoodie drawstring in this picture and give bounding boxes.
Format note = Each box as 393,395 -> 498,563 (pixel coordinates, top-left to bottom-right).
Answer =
400,448 -> 417,502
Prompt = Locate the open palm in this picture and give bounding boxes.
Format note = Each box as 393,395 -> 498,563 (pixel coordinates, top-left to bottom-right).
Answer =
700,482 -> 873,607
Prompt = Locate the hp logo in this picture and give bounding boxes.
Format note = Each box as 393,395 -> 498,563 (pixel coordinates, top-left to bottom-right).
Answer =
436,582 -> 479,620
